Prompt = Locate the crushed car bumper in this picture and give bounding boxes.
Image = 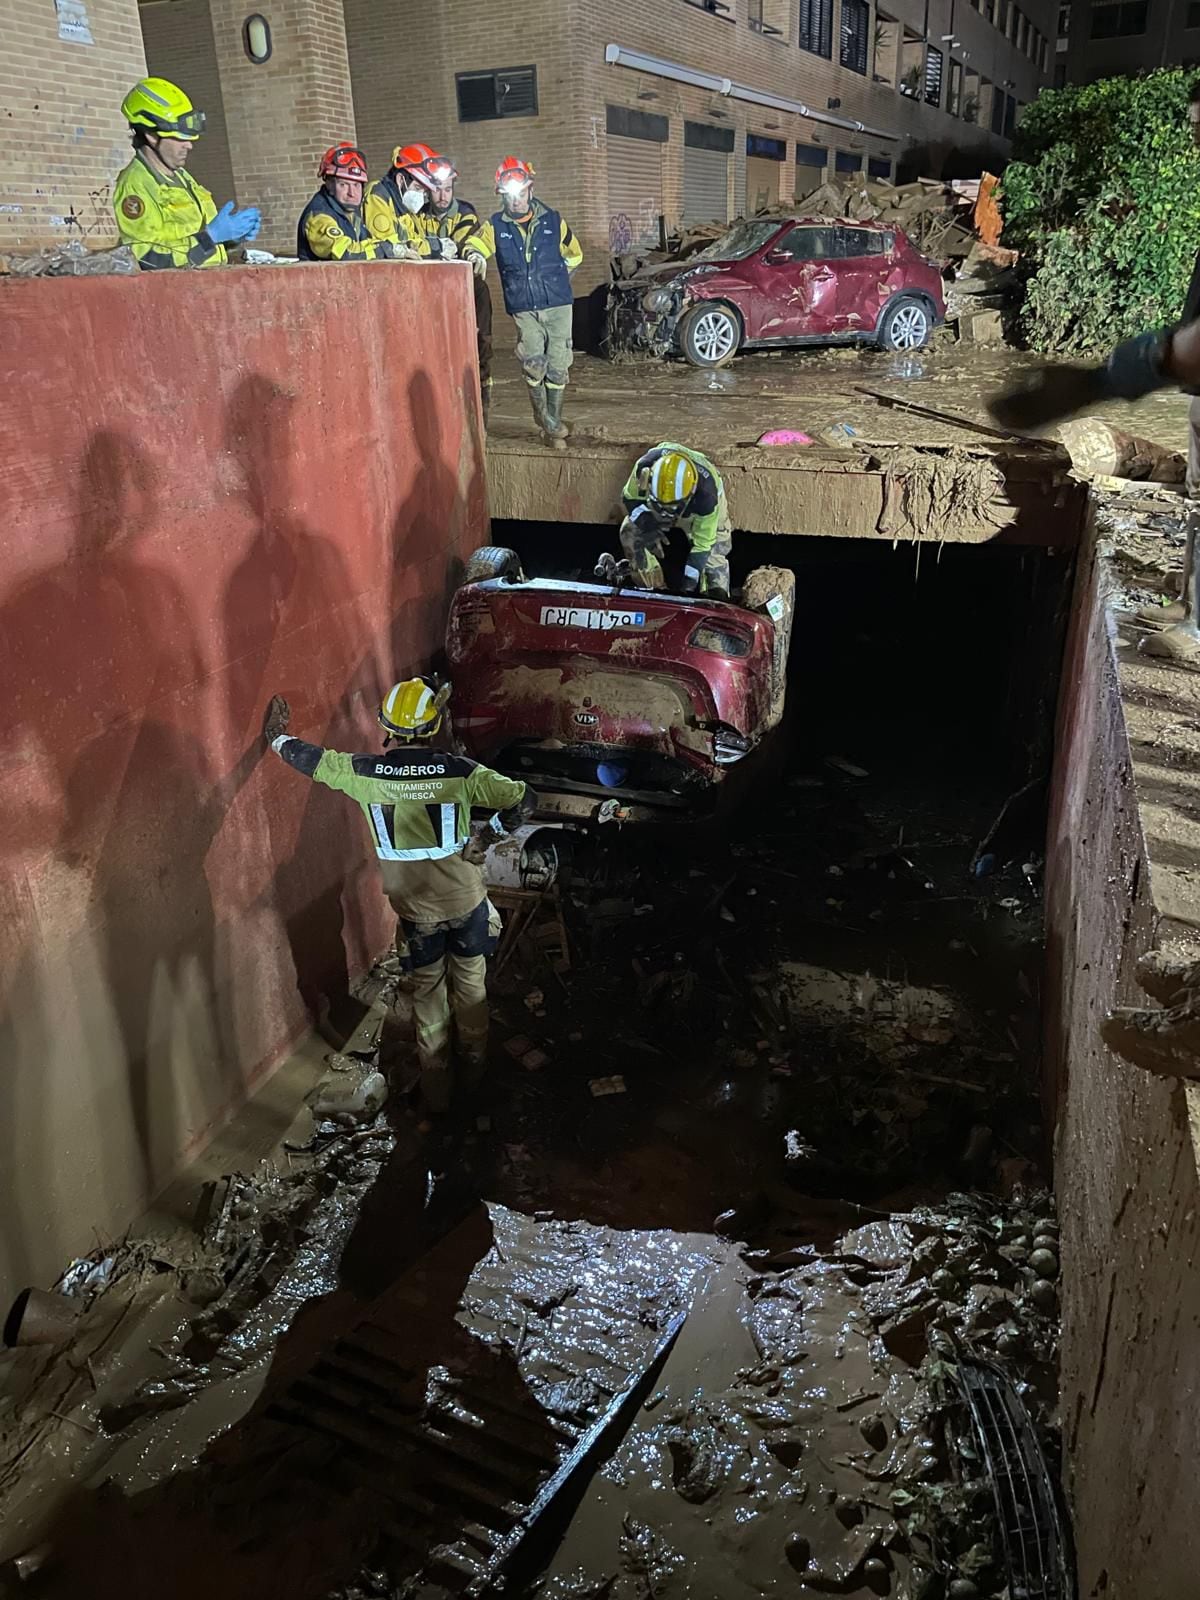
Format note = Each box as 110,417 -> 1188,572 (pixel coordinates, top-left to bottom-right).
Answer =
606,284 -> 684,359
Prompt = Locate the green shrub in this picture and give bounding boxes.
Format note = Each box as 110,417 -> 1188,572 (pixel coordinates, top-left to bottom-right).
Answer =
1003,70 -> 1200,353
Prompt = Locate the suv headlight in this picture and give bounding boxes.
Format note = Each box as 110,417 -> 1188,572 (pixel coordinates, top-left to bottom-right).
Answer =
642,287 -> 673,313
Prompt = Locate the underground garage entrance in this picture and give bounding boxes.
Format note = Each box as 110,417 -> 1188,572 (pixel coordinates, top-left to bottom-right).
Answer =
0,527 -> 1077,1600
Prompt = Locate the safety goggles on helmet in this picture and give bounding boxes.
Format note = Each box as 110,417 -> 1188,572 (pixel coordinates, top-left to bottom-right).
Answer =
319,143 -> 368,183
122,77 -> 206,139
495,156 -> 535,194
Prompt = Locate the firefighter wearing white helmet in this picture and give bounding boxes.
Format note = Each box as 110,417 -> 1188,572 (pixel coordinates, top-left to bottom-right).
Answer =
615,442 -> 733,600
264,681 -> 533,1114
114,77 -> 260,269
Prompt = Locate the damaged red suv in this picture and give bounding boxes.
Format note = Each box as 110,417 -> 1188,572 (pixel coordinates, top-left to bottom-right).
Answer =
608,216 -> 945,367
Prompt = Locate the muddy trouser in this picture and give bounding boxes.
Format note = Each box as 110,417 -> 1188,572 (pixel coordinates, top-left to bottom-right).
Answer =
513,303 -> 574,392
395,898 -> 498,1112
474,275 -> 494,401
620,513 -> 733,595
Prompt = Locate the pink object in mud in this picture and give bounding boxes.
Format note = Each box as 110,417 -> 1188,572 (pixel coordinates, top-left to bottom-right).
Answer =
757,429 -> 813,446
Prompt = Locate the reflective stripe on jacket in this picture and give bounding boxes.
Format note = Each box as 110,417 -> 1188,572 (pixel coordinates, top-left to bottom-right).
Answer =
365,172 -> 435,256
621,441 -> 728,553
113,154 -> 226,270
464,200 -> 581,315
272,736 -> 528,861
297,189 -> 395,262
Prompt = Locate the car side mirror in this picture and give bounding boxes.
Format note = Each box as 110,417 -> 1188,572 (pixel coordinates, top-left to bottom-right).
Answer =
764,249 -> 794,264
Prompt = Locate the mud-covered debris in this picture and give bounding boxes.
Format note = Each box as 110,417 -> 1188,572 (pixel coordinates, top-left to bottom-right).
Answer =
665,1409 -> 739,1503
619,1516 -> 685,1589
534,1374 -> 602,1420
306,1056 -> 388,1125
589,1076 -> 626,1097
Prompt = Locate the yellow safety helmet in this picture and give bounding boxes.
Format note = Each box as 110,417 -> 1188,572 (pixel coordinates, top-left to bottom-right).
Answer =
647,449 -> 699,512
121,77 -> 205,140
378,677 -> 452,740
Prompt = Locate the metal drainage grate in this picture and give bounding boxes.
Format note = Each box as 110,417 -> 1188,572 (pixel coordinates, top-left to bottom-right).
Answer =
955,1355 -> 1075,1600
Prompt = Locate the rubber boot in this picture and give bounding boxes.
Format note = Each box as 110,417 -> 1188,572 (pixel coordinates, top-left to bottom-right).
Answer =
526,381 -> 552,440
543,383 -> 569,442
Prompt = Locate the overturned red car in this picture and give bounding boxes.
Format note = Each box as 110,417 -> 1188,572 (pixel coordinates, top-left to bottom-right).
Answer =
446,547 -> 795,823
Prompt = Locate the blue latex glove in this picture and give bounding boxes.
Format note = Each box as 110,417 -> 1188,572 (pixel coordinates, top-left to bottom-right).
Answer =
207,201 -> 261,246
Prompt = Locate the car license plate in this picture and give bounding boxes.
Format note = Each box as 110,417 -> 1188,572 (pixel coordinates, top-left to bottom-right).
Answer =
540,605 -> 646,630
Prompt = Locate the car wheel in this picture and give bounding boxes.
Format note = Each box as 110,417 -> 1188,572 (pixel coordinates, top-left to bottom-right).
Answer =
463,545 -> 524,584
878,297 -> 932,351
680,303 -> 742,368
742,566 -> 796,729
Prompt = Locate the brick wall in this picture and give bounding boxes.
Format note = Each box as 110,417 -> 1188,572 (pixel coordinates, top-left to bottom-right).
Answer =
139,0 -> 236,207
208,0 -> 357,254
0,0 -> 145,254
343,0 -> 1054,299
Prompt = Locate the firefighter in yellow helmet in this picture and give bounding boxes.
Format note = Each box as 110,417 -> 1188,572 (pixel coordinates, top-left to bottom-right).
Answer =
114,78 -> 260,269
610,442 -> 733,599
265,682 -> 534,1115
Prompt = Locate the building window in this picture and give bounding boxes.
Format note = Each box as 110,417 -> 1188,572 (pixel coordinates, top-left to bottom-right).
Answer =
835,150 -> 862,172
1053,59 -> 1067,85
963,70 -> 981,121
1058,4 -> 1069,32
1004,94 -> 1019,137
1089,0 -> 1147,35
990,80 -> 1005,131
456,66 -> 538,122
868,155 -> 893,178
995,0 -> 1008,31
900,30 -> 924,97
948,57 -> 963,115
840,0 -> 870,72
795,142 -> 829,167
748,0 -> 787,36
682,0 -> 734,14
874,11 -> 900,83
799,0 -> 834,57
924,44 -> 944,105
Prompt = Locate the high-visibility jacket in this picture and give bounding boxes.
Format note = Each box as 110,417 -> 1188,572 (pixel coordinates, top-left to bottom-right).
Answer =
113,153 -> 227,270
621,442 -> 728,554
365,171 -> 433,256
463,200 -> 581,315
297,188 -> 399,262
421,196 -> 480,251
271,734 -> 530,920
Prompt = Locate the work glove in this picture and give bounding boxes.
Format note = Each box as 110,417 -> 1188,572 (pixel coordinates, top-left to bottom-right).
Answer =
262,694 -> 291,744
466,251 -> 487,280
438,238 -> 459,261
988,328 -> 1173,433
207,201 -> 261,246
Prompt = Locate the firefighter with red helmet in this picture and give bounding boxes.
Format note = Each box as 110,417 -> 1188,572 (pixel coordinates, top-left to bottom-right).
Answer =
367,143 -> 495,426
463,158 -> 582,447
297,144 -> 411,263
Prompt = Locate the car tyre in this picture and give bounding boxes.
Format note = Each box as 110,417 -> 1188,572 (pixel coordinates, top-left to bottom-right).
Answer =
742,566 -> 795,729
463,545 -> 525,584
679,303 -> 742,368
877,296 -> 932,352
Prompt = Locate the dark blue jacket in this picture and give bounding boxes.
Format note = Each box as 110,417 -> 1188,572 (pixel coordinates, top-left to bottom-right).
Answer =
491,201 -> 574,315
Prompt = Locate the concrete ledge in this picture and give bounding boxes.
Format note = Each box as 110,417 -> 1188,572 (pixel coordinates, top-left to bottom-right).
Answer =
487,437 -> 1085,546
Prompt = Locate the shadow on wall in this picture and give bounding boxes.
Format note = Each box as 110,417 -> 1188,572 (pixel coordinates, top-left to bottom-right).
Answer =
0,336 -> 484,1298
0,433 -> 240,1287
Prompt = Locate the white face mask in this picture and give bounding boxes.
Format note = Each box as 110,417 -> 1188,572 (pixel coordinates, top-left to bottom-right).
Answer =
401,186 -> 426,214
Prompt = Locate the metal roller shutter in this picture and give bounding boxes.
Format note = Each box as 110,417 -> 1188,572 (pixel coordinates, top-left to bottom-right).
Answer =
745,155 -> 779,214
606,134 -> 664,253
683,146 -> 729,226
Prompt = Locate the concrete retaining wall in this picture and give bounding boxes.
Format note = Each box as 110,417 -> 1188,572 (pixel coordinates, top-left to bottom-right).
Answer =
0,262 -> 485,1306
1046,520 -> 1200,1600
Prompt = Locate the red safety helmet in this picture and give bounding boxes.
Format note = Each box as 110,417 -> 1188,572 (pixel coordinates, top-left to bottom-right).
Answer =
495,155 -> 535,191
393,142 -> 456,192
319,143 -> 368,183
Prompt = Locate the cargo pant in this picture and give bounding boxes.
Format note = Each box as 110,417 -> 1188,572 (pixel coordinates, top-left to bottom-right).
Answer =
513,302 -> 574,392
395,898 -> 499,1112
621,512 -> 733,596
